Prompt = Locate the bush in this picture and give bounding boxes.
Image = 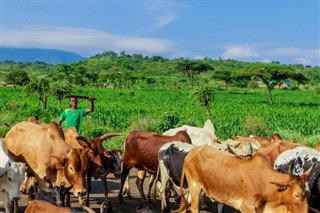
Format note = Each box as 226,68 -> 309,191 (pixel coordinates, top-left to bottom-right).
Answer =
241,116 -> 269,136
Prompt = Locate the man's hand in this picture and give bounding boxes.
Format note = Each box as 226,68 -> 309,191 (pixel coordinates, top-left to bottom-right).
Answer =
88,96 -> 96,101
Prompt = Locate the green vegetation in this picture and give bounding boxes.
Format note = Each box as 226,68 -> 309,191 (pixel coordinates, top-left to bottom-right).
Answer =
1,52 -> 319,150
1,86 -> 319,150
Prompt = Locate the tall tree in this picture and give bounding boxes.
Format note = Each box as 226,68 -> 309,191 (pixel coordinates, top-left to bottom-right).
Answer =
52,80 -> 72,109
25,77 -> 51,109
235,63 -> 307,104
177,59 -> 213,87
190,81 -> 215,117
211,67 -> 233,92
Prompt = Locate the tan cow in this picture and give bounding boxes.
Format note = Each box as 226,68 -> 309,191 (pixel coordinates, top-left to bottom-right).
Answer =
4,121 -> 89,203
162,119 -> 218,146
176,145 -> 312,213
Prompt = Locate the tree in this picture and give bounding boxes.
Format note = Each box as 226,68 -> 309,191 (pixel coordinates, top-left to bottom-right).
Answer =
190,81 -> 215,117
4,70 -> 29,86
25,77 -> 51,109
235,63 -> 307,104
52,80 -> 72,109
177,59 -> 213,87
211,67 -> 233,92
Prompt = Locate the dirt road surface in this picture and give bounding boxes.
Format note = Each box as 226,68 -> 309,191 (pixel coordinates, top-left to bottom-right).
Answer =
0,169 -> 236,213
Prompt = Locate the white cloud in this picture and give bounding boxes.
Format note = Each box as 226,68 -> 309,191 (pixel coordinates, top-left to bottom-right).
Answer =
223,47 -> 260,60
221,44 -> 320,66
1,26 -> 174,57
147,1 -> 187,30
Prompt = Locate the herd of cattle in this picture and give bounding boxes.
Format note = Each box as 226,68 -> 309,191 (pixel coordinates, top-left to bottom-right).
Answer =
1,117 -> 320,213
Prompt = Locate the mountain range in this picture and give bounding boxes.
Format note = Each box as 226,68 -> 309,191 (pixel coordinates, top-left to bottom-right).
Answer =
0,47 -> 86,65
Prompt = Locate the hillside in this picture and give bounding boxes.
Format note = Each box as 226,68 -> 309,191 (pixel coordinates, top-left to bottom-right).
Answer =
0,47 -> 86,64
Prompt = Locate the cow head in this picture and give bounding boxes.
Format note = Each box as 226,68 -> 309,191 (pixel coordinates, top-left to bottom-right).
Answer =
51,182 -> 73,206
58,149 -> 89,197
0,161 -> 27,211
104,149 -> 123,178
270,164 -> 314,213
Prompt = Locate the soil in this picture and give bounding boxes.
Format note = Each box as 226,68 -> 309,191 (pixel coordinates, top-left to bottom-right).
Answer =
0,169 -> 236,213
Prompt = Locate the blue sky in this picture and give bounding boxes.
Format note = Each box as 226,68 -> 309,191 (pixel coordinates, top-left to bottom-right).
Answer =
1,0 -> 319,66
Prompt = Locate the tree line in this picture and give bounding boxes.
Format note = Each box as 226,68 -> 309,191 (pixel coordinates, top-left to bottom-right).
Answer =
1,50 -> 319,108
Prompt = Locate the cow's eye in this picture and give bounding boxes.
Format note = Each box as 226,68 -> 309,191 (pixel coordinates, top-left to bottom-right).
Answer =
69,166 -> 74,172
8,177 -> 12,181
294,193 -> 300,199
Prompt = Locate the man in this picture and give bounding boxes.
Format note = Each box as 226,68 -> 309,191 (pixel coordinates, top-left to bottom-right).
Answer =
58,96 -> 95,134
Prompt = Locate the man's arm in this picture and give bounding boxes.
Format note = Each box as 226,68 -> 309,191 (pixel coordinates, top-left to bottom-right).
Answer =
86,96 -> 95,113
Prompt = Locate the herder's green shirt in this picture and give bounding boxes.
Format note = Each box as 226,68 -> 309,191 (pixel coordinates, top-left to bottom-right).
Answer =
60,108 -> 86,134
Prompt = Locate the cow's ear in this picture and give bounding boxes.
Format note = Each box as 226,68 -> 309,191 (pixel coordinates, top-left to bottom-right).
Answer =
270,182 -> 289,192
76,136 -> 91,149
61,158 -> 67,167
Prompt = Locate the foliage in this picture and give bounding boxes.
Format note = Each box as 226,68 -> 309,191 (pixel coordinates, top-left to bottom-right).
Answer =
190,81 -> 215,117
4,69 -> 30,85
1,86 -> 320,150
24,77 -> 51,109
235,62 -> 307,104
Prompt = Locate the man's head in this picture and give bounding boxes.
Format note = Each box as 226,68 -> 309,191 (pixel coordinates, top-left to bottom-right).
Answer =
69,97 -> 78,109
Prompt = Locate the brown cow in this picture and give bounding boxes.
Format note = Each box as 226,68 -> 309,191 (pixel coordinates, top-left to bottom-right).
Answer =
4,121 -> 89,204
176,145 -> 312,213
118,130 -> 192,204
63,127 -> 122,212
24,200 -> 95,213
257,134 -> 301,165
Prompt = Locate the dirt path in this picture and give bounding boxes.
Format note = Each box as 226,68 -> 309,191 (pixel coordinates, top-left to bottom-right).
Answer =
0,169 -> 236,213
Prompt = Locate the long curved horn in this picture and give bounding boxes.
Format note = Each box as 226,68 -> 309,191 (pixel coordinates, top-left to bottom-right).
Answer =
304,163 -> 315,177
227,143 -> 236,155
99,133 -> 122,141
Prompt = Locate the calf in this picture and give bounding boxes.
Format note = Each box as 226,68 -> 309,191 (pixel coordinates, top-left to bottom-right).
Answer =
274,146 -> 320,212
1,141 -> 27,213
118,130 -> 192,204
157,141 -> 197,213
176,146 -> 312,213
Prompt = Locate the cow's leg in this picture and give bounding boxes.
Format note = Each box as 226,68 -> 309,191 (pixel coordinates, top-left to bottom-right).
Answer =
101,174 -> 112,213
118,167 -> 130,204
85,172 -> 92,206
1,191 -> 11,213
159,167 -> 170,213
146,173 -> 156,203
66,192 -> 71,207
136,169 -> 147,202
189,182 -> 201,213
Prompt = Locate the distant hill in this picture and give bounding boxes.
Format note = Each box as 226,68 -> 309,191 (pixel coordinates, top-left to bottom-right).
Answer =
0,47 -> 86,65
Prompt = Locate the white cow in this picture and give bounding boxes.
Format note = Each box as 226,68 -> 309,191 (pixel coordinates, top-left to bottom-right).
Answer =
162,120 -> 218,146
1,141 -> 27,213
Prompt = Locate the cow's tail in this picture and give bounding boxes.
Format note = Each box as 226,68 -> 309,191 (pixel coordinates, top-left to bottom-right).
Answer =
172,166 -> 188,213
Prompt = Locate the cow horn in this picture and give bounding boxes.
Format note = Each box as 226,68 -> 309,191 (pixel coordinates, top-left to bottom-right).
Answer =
99,133 -> 122,141
248,142 -> 253,156
234,143 -> 240,149
304,163 -> 315,177
288,165 -> 295,180
226,143 -> 236,155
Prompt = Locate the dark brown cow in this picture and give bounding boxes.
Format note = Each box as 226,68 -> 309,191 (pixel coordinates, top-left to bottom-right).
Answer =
118,130 -> 192,204
4,121 -> 89,205
177,146 -> 312,213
